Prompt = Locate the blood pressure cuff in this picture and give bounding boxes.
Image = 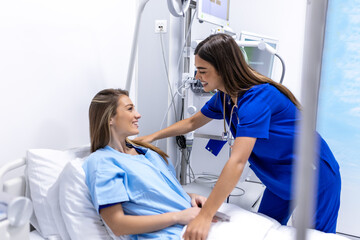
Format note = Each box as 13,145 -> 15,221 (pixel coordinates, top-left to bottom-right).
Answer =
205,139 -> 227,156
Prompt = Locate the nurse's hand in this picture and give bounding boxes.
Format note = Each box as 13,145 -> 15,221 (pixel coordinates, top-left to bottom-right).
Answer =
182,214 -> 212,240
133,134 -> 155,143
175,207 -> 201,225
188,193 -> 207,208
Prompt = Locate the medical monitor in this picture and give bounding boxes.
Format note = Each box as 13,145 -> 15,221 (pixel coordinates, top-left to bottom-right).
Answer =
197,0 -> 230,27
240,31 -> 278,79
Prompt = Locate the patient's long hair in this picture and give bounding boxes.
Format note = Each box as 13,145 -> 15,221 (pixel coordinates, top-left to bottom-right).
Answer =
195,33 -> 300,109
89,88 -> 169,163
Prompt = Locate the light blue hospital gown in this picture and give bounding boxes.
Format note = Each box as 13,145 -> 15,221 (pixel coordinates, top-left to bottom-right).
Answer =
83,145 -> 191,240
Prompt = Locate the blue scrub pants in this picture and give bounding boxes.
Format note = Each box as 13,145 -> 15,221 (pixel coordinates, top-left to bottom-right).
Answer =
258,160 -> 341,233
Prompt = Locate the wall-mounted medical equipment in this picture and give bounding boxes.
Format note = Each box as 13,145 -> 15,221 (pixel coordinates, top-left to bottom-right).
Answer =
167,0 -> 191,17
189,32 -> 285,86
238,32 -> 285,84
239,31 -> 279,79
197,0 -> 230,28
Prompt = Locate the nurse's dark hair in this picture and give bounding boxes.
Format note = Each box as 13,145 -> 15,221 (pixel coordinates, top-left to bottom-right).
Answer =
89,88 -> 169,163
194,33 -> 301,109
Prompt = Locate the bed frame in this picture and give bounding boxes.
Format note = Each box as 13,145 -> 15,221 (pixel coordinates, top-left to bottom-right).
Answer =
0,158 -> 27,197
0,158 -> 31,240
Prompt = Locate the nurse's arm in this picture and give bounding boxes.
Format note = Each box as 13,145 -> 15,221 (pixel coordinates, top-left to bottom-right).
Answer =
202,137 -> 255,215
135,111 -> 211,143
100,203 -> 201,236
185,137 -> 256,237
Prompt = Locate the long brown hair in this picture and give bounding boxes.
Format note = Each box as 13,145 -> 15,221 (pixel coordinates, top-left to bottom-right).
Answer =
89,89 -> 169,163
195,33 -> 301,109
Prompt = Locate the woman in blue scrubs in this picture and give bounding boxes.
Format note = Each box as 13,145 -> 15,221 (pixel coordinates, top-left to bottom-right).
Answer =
136,33 -> 341,240
83,89 -> 207,239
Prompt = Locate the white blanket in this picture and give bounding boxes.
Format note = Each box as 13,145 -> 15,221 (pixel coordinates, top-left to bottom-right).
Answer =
181,203 -> 349,240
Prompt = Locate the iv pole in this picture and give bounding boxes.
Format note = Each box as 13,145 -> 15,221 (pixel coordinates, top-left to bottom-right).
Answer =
125,0 -> 190,91
293,0 -> 329,239
125,0 -> 150,91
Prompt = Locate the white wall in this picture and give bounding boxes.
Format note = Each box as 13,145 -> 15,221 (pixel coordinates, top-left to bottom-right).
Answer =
0,0 -> 136,166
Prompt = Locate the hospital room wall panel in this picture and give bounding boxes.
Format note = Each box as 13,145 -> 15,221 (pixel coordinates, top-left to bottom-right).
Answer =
0,0 -> 136,167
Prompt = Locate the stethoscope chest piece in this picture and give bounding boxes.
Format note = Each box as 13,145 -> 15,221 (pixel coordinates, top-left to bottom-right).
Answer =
222,131 -> 229,141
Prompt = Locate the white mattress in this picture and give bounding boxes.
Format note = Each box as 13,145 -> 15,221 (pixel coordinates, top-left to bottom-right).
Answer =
29,230 -> 45,240
181,203 -> 350,240
30,230 -> 64,240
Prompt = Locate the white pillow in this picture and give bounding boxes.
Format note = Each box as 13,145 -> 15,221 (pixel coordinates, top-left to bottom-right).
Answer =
46,173 -> 70,240
26,146 -> 90,238
47,157 -> 129,240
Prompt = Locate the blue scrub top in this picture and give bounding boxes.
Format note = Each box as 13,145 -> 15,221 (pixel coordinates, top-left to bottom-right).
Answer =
201,83 -> 339,200
83,145 -> 191,239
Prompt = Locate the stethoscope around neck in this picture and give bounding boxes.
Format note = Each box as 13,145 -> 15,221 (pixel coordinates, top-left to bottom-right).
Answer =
222,93 -> 239,145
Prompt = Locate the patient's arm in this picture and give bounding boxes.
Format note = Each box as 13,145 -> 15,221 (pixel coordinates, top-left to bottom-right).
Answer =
100,203 -> 201,236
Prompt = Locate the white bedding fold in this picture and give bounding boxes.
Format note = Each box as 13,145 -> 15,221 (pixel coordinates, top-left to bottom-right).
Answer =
182,203 -> 279,240
181,203 -> 349,240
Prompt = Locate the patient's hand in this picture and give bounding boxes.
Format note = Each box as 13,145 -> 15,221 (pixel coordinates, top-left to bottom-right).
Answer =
188,193 -> 207,208
175,207 -> 201,225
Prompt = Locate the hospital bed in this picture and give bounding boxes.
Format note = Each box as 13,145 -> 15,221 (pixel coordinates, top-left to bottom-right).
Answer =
0,146 -> 350,240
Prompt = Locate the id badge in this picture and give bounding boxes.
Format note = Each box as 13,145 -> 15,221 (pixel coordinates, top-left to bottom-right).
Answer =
205,139 -> 227,156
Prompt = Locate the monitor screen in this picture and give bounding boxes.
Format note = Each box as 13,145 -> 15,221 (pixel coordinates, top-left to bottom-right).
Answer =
197,0 -> 230,27
239,32 -> 278,79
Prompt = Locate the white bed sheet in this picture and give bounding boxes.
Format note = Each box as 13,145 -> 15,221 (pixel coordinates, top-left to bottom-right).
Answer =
265,225 -> 350,240
28,203 -> 349,240
181,203 -> 350,240
29,230 -> 46,240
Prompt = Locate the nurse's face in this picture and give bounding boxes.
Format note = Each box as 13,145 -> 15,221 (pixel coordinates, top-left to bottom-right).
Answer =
194,55 -> 224,92
110,95 -> 141,138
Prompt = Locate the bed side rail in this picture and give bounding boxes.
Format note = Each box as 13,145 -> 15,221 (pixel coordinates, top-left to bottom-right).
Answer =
0,158 -> 26,197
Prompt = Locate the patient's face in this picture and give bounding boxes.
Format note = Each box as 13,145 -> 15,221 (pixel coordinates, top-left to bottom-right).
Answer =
110,95 -> 141,137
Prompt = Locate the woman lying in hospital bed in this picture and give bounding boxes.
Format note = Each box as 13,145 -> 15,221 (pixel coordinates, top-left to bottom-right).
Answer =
84,89 -> 206,238
79,88 -> 348,240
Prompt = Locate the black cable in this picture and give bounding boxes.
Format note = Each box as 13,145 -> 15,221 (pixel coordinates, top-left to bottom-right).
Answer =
176,98 -> 186,149
176,135 -> 186,149
180,98 -> 184,121
226,187 -> 246,203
